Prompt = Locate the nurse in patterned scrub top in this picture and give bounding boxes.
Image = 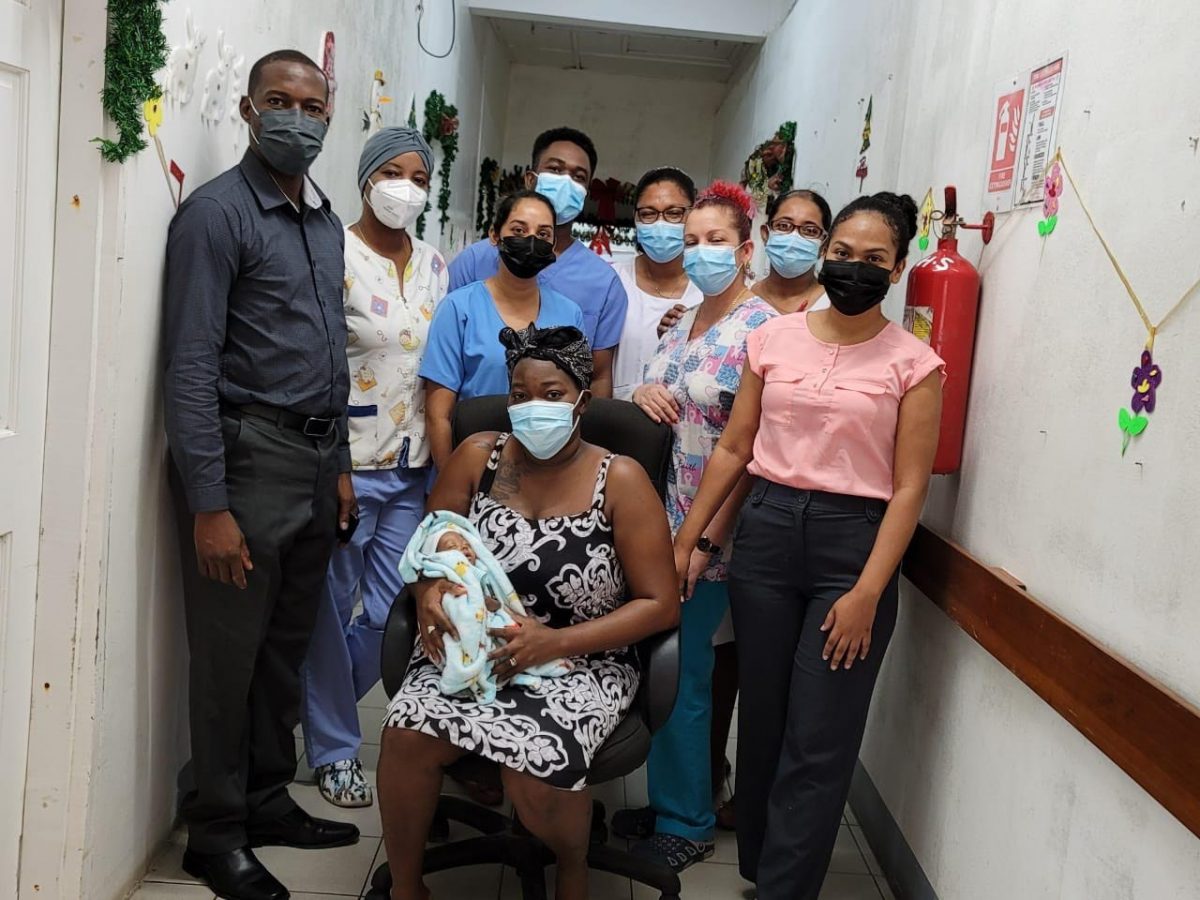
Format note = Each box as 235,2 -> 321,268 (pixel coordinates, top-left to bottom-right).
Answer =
299,127 -> 449,811
616,182 -> 777,874
378,325 -> 679,900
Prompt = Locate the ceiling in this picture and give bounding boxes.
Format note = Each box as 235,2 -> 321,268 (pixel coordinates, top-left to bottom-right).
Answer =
485,18 -> 753,83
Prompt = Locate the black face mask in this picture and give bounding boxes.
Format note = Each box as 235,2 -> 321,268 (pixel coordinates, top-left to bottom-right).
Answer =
498,235 -> 556,279
818,259 -> 894,315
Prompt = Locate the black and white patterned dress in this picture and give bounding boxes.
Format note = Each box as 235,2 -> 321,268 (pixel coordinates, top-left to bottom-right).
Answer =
384,434 -> 640,790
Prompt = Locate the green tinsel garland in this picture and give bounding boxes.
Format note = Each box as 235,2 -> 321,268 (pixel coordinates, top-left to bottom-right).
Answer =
415,90 -> 459,238
476,157 -> 499,237
95,0 -> 169,163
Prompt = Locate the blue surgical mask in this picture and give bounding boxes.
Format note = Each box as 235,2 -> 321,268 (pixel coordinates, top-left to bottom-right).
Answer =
535,172 -> 587,225
636,221 -> 685,263
509,396 -> 583,460
683,245 -> 743,296
765,232 -> 821,278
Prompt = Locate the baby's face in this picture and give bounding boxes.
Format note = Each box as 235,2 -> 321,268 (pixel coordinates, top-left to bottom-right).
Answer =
436,531 -> 476,564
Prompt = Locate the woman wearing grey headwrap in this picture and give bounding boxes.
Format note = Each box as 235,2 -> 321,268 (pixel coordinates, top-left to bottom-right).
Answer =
299,125 -> 450,810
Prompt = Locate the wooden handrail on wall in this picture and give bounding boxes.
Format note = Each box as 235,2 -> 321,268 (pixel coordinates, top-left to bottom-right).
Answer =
902,524 -> 1200,840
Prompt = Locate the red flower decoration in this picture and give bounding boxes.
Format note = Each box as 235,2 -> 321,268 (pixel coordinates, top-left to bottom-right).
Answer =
440,114 -> 459,137
1043,162 -> 1063,219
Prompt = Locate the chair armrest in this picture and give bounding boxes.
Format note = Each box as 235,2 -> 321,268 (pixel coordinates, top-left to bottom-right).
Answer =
636,627 -> 680,735
380,587 -> 417,698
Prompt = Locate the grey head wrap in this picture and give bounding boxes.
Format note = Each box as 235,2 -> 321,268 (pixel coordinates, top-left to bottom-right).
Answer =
357,127 -> 433,192
500,324 -> 593,390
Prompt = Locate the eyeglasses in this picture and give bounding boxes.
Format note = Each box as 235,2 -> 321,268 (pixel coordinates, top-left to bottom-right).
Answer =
770,220 -> 826,240
635,206 -> 690,225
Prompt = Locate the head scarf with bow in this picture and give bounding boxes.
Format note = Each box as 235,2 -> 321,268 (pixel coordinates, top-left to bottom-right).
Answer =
500,324 -> 593,390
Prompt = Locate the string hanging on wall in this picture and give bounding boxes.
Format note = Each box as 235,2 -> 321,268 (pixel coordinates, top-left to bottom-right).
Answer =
1048,148 -> 1200,455
95,0 -> 170,163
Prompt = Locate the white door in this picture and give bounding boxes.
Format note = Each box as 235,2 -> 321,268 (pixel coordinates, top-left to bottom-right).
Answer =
0,0 -> 61,892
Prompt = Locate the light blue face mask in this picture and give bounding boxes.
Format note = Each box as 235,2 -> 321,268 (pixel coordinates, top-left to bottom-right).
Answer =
765,232 -> 822,279
535,172 -> 587,225
508,396 -> 583,460
683,245 -> 743,296
636,221 -> 685,263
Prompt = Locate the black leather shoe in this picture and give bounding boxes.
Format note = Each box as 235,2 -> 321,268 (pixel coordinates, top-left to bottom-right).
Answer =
247,807 -> 360,849
182,847 -> 288,900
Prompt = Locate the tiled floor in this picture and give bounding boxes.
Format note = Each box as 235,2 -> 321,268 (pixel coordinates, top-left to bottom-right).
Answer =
131,682 -> 892,900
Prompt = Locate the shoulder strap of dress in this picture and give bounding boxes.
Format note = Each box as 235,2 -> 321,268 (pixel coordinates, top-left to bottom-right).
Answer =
478,433 -> 509,496
590,453 -> 617,510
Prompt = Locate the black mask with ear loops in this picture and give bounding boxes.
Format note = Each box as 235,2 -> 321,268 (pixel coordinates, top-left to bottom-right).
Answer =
818,260 -> 893,315
498,235 -> 556,279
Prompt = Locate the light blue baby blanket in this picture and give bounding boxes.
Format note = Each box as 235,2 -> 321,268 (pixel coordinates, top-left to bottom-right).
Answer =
399,510 -> 573,704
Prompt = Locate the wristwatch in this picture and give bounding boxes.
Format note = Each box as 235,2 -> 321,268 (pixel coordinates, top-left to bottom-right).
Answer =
697,536 -> 722,556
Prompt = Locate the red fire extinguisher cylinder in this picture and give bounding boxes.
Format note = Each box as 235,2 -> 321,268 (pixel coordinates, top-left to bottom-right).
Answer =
904,187 -> 988,474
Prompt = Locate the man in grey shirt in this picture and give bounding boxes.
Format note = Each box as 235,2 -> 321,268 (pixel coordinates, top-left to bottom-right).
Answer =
163,49 -> 358,900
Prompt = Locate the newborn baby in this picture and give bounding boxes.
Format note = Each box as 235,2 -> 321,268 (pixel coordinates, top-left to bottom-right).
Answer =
399,511 -> 573,704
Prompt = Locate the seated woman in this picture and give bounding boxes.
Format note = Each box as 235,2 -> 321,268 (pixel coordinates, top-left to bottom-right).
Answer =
421,190 -> 585,471
378,325 -> 680,900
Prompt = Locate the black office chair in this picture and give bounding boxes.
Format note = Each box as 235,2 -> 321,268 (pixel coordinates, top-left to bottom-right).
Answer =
368,396 -> 683,900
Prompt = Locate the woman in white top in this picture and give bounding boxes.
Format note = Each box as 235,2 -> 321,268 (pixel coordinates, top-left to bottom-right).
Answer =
611,167 -> 704,400
300,127 -> 449,808
751,189 -> 833,314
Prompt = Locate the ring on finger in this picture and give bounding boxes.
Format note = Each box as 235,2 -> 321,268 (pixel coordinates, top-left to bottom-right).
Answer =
426,624 -> 437,635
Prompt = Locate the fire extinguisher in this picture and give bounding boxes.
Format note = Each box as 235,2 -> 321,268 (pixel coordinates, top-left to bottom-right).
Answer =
904,187 -> 993,474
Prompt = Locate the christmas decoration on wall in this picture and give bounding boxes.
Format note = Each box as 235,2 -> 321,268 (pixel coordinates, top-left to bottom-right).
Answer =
362,69 -> 392,133
200,31 -> 245,126
416,90 -> 459,238
589,177 -> 634,223
740,121 -> 797,208
142,95 -> 177,207
572,222 -> 635,249
95,0 -> 170,163
918,188 -> 935,251
476,157 -> 499,236
1037,158 -> 1063,236
855,96 -> 873,190
588,225 -> 613,258
319,31 -> 337,115
1043,149 -> 1200,456
498,164 -> 526,198
165,10 -> 206,105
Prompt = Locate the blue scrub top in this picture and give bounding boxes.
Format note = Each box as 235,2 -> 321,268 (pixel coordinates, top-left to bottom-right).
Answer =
448,239 -> 628,351
419,280 -> 585,400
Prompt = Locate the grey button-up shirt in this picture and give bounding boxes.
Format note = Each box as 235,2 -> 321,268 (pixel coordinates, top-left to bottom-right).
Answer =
163,150 -> 350,513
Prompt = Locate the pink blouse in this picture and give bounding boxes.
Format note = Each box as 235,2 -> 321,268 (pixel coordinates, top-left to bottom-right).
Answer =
746,313 -> 945,501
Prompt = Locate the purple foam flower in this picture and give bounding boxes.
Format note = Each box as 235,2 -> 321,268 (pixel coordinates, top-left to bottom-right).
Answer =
1130,350 -> 1162,413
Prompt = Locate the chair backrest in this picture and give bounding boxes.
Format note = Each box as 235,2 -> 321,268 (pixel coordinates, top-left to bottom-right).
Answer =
451,395 -> 672,502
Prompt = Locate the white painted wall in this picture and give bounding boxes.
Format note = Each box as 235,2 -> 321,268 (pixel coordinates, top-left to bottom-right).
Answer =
48,2 -> 509,897
711,0 -> 1200,896
501,63 -> 723,187
470,0 -> 795,40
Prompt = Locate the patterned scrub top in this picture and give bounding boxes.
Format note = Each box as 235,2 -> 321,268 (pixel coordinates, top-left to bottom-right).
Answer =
643,296 -> 777,581
343,227 -> 449,469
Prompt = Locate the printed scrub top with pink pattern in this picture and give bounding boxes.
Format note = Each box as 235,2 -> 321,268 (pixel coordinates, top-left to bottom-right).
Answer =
643,296 -> 777,582
344,227 -> 449,470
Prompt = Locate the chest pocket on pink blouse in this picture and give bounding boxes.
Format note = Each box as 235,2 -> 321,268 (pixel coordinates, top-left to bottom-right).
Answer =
829,379 -> 888,434
761,365 -> 808,427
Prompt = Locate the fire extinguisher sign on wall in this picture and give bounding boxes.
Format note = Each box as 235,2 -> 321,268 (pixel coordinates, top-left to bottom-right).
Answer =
984,79 -> 1026,214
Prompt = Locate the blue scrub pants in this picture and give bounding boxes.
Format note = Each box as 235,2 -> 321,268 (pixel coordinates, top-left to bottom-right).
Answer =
300,466 -> 425,768
646,579 -> 729,842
